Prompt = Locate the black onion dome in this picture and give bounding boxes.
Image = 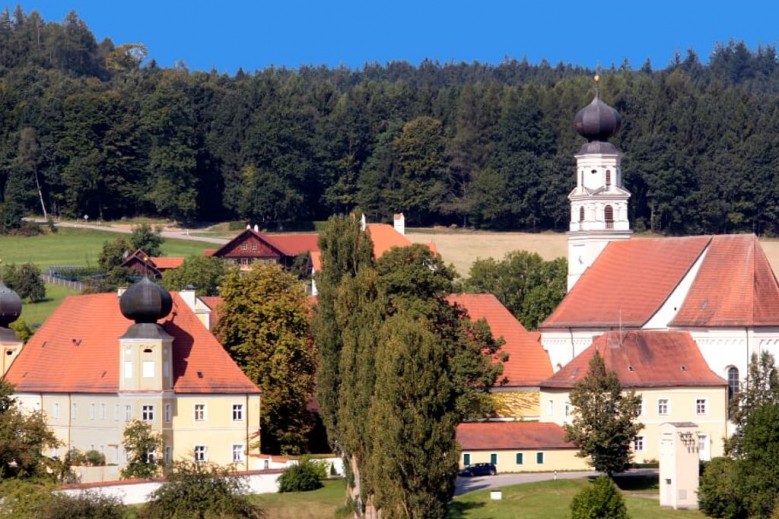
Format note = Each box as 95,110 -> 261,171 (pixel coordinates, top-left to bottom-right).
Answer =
120,276 -> 172,323
574,82 -> 621,142
0,281 -> 21,327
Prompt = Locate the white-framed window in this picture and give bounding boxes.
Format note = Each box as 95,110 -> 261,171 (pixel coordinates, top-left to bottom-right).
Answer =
164,403 -> 172,422
564,401 -> 570,417
638,397 -> 644,416
72,402 -> 78,419
194,404 -> 206,421
144,448 -> 156,464
114,404 -> 121,421
547,399 -> 554,416
52,402 -> 60,419
124,361 -> 133,379
696,399 -> 707,415
142,405 -> 155,422
164,446 -> 172,463
658,399 -> 669,416
89,403 -> 95,420
633,436 -> 644,451
194,445 -> 207,463
99,403 -> 106,420
125,404 -> 132,421
232,404 -> 244,421
232,444 -> 244,463
142,361 -> 155,378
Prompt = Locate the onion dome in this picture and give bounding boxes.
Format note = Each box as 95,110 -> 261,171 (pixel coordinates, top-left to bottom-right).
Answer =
0,281 -> 22,328
120,276 -> 172,324
574,76 -> 621,142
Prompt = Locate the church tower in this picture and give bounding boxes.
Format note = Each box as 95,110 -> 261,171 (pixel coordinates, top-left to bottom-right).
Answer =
567,77 -> 631,291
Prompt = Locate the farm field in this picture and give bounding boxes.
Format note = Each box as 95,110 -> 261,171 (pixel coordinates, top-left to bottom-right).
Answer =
0,227 -> 211,269
409,229 -> 779,277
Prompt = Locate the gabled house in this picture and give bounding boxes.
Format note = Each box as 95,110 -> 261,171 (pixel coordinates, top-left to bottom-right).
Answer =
119,249 -> 185,279
4,278 -> 262,482
540,330 -> 727,462
205,227 -> 319,271
446,294 -> 552,420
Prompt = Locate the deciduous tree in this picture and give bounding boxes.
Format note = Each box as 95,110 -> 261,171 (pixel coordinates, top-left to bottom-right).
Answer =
564,351 -> 643,475
215,262 -> 315,454
161,256 -> 229,296
120,420 -> 162,479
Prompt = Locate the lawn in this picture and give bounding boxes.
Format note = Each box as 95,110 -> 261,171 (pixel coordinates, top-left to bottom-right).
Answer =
447,478 -> 705,519
19,283 -> 81,328
245,476 -> 703,519
249,479 -> 351,519
0,227 -> 210,270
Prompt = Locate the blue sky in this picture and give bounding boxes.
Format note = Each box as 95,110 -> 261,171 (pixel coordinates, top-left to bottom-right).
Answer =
18,1 -> 779,74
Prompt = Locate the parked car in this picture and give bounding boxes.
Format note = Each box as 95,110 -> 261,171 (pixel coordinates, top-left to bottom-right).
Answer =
459,463 -> 497,477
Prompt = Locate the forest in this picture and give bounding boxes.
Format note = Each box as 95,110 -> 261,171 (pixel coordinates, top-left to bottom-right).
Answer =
2,6 -> 779,235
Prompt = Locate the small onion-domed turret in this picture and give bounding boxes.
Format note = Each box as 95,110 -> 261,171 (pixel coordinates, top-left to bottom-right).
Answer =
574,76 -> 621,142
0,281 -> 22,328
120,276 -> 172,324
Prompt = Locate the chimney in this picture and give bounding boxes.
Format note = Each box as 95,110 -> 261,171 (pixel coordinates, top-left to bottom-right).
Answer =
246,224 -> 251,230
254,224 -> 259,232
360,214 -> 366,231
393,213 -> 405,235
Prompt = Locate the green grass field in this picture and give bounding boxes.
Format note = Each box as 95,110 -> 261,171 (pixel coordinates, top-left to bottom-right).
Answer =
448,478 -> 705,519
0,228 -> 211,327
245,477 -> 704,519
249,479 -> 351,519
0,228 -> 209,269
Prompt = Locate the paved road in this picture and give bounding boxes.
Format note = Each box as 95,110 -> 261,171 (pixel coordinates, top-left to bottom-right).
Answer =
38,220 -> 230,245
454,468 -> 657,496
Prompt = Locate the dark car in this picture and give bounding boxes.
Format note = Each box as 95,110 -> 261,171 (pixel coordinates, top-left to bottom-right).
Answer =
459,462 -> 497,477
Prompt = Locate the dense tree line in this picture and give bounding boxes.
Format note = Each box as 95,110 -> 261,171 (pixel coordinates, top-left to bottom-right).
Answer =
2,8 -> 779,234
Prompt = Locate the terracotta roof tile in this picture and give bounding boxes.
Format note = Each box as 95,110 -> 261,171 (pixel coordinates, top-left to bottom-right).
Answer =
150,257 -> 185,270
457,422 -> 575,450
541,236 -> 710,329
6,293 -> 259,395
447,294 -> 552,386
264,234 -> 320,256
366,224 -> 413,258
671,235 -> 779,327
540,330 -> 726,389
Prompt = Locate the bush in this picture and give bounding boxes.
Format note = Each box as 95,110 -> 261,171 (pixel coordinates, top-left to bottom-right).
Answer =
34,491 -> 126,519
84,449 -> 106,466
570,475 -> 629,519
278,457 -> 327,492
140,461 -> 263,519
3,262 -> 46,302
698,458 -> 745,518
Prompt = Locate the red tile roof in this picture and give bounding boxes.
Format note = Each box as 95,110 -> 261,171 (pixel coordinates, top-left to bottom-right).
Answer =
150,257 -> 185,270
366,223 -> 413,258
457,422 -> 575,450
671,235 -> 779,327
540,330 -> 726,389
541,236 -> 711,329
447,294 -> 552,386
5,293 -> 259,394
265,234 -> 320,257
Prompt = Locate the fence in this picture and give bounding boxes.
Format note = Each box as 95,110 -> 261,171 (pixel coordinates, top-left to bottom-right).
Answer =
41,274 -> 84,291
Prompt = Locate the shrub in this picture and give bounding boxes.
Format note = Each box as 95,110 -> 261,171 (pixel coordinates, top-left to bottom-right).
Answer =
278,457 -> 327,492
84,449 -> 106,466
34,491 -> 126,519
570,475 -> 629,519
140,461 -> 263,519
698,457 -> 747,518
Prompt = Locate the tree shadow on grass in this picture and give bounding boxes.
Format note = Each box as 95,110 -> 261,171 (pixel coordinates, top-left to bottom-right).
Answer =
613,474 -> 658,492
447,501 -> 486,518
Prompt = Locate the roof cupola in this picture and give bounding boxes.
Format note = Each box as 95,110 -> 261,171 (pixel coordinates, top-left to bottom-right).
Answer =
574,75 -> 621,145
120,276 -> 172,324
